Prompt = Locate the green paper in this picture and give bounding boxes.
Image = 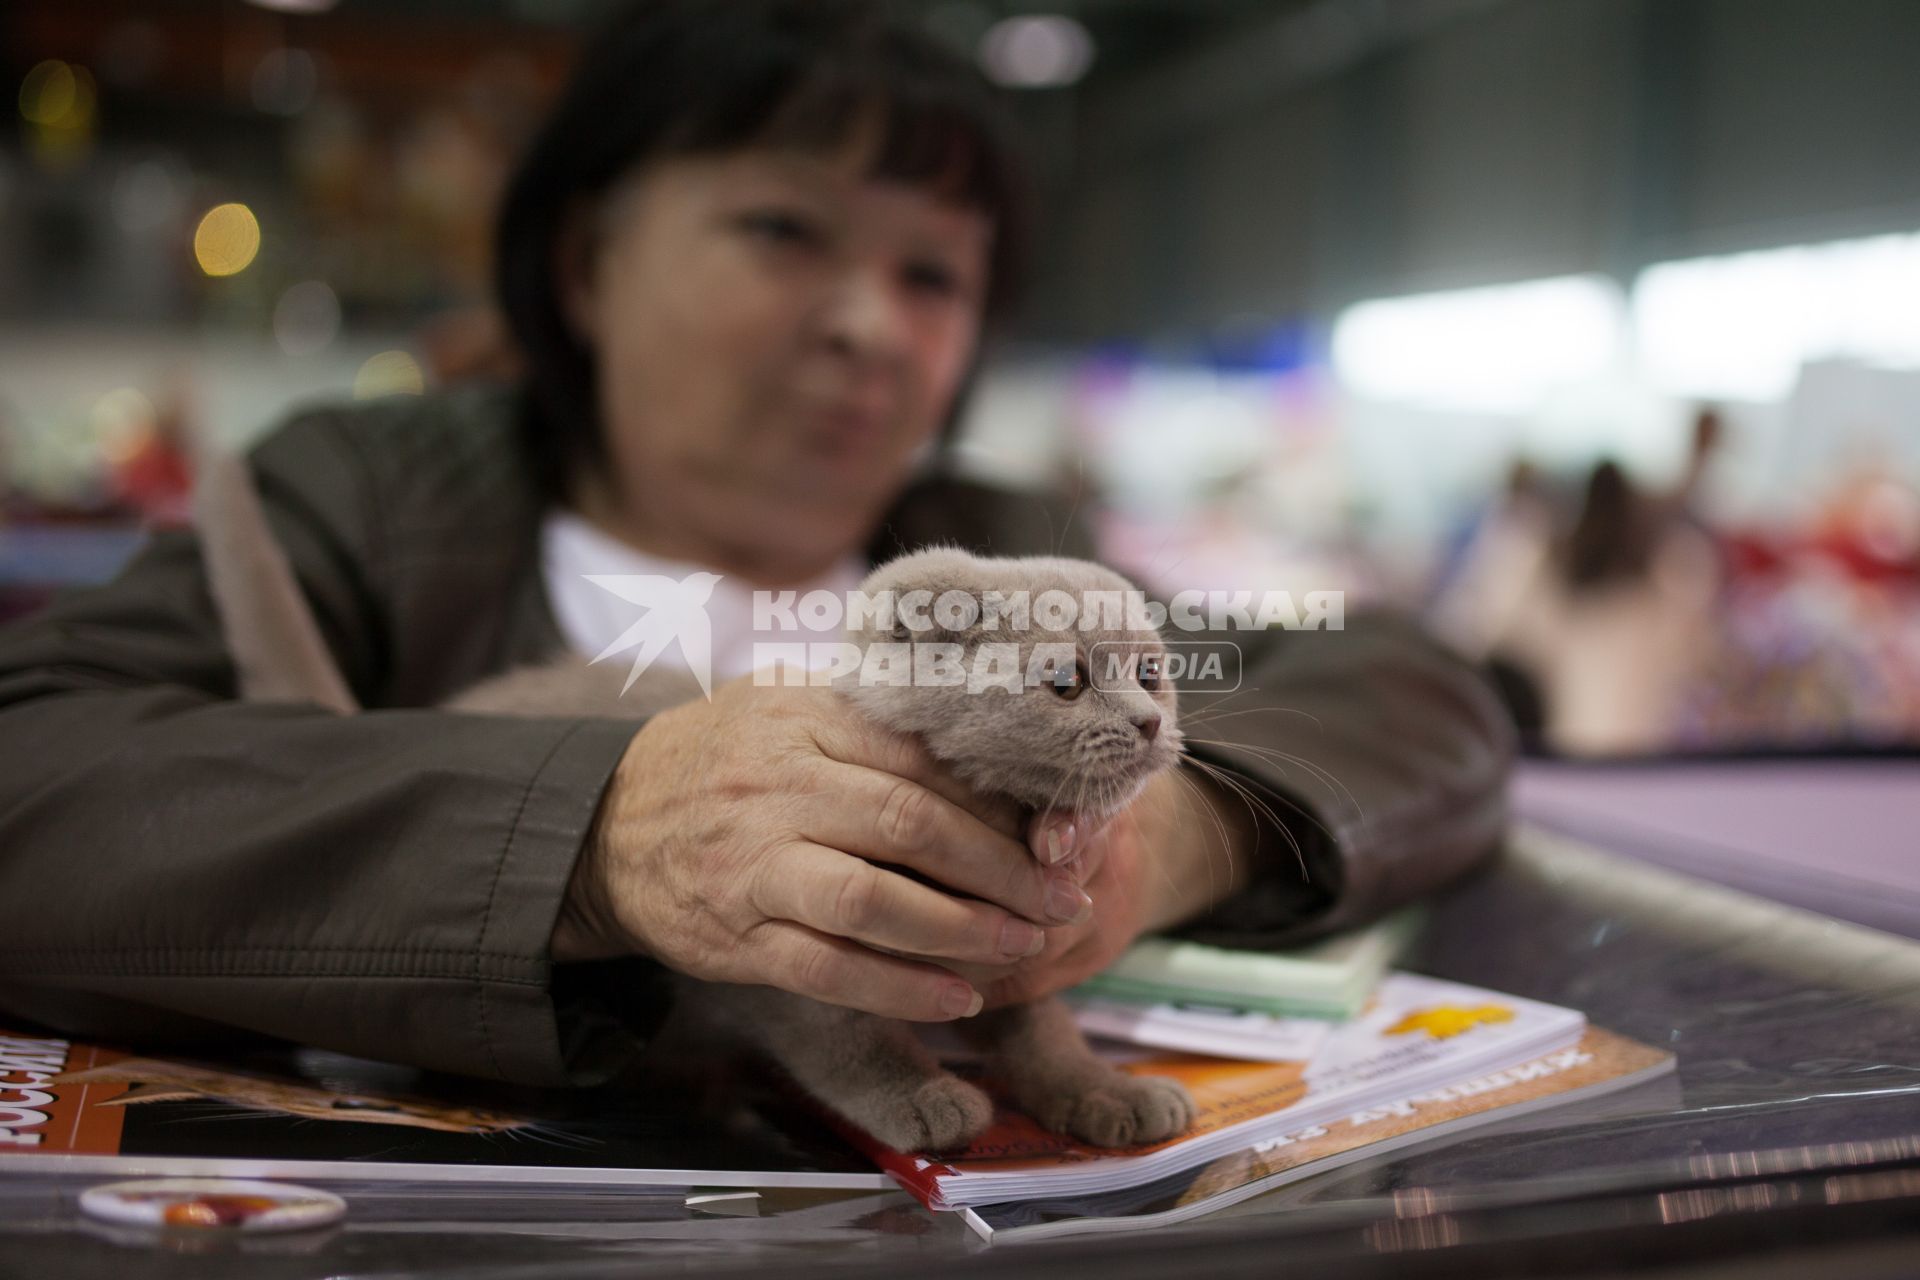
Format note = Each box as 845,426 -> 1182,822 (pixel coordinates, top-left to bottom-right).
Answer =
1073,908 -> 1423,1020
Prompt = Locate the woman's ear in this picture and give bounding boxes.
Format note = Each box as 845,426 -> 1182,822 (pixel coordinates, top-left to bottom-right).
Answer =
552,199 -> 601,344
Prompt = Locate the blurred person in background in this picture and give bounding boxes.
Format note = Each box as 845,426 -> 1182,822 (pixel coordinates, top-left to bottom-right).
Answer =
0,0 -> 1511,1086
1528,459 -> 1722,756
1436,424 -> 1724,757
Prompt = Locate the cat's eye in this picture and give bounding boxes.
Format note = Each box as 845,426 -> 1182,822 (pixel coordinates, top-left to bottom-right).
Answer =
1139,654 -> 1163,694
1049,659 -> 1088,701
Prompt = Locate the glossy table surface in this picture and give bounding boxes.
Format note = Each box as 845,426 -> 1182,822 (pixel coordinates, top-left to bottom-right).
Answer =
9,786 -> 1920,1278
1514,756 -> 1920,938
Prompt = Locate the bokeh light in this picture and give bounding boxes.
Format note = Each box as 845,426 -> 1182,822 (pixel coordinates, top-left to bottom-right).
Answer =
19,60 -> 78,125
273,281 -> 342,356
19,59 -> 98,168
91,388 -> 158,465
354,350 -> 425,399
978,15 -> 1094,88
193,202 -> 262,277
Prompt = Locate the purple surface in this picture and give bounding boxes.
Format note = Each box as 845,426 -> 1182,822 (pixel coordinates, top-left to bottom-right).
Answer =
1513,759 -> 1920,937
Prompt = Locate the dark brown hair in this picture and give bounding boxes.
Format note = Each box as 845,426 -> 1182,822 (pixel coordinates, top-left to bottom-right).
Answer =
494,0 -> 1032,500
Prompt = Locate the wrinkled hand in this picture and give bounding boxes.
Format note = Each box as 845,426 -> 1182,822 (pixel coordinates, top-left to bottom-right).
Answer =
551,676 -> 1096,1021
969,765 -> 1259,1009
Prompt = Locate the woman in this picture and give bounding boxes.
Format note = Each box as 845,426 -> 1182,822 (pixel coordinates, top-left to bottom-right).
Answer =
0,0 -> 1513,1084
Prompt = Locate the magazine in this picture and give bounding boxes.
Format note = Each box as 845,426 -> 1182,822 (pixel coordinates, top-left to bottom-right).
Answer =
964,1026 -> 1676,1242
1069,996 -> 1334,1063
0,1029 -> 888,1190
849,972 -> 1595,1210
1,970 -> 1668,1241
1072,908 -> 1421,1019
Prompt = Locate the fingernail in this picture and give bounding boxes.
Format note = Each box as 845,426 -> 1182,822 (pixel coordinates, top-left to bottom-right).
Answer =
999,919 -> 1045,958
1045,876 -> 1094,925
1042,820 -> 1077,865
941,983 -> 984,1018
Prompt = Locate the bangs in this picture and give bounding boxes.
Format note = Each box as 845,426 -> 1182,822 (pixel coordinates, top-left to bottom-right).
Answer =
653,15 -> 1027,277
725,73 -> 1016,219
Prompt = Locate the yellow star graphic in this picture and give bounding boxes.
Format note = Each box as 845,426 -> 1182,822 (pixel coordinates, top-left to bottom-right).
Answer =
1385,1004 -> 1516,1039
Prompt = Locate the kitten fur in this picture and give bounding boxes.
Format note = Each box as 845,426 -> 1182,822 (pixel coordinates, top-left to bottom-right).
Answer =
196,458 -> 1197,1153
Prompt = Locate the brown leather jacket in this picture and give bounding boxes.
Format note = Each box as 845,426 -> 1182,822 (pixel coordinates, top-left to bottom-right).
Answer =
0,385 -> 1514,1085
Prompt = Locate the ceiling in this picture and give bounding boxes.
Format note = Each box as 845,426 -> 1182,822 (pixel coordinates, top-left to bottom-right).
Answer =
6,0 -> 1313,96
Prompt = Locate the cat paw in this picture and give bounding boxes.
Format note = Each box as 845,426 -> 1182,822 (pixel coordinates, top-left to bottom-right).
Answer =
857,1075 -> 996,1154
1051,1074 -> 1197,1148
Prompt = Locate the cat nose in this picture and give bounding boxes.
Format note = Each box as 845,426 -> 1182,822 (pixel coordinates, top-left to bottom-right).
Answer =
1135,714 -> 1161,743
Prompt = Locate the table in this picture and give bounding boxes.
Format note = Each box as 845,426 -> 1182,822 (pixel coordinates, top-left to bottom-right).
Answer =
1514,756 -> 1920,937
7,810 -> 1920,1277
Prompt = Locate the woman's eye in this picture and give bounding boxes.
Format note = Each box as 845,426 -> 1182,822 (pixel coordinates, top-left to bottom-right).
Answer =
739,209 -> 824,249
903,259 -> 960,296
1049,659 -> 1088,701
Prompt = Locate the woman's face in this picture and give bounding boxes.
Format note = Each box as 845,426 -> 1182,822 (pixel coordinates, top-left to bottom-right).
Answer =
565,142 -> 992,581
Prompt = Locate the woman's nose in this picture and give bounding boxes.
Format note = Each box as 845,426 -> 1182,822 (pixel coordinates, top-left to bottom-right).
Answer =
820,270 -> 910,363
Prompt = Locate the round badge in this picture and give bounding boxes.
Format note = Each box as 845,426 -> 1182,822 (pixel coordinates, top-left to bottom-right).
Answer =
79,1178 -> 346,1232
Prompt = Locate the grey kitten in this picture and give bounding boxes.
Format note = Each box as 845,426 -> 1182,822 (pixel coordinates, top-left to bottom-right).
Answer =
195,451 -> 1197,1152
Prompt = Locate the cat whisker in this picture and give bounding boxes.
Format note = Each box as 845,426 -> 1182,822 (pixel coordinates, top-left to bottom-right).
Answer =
1181,753 -> 1312,879
498,1122 -> 594,1149
1168,763 -> 1237,907
1182,748 -> 1339,853
1182,752 -> 1290,857
1037,761 -> 1079,823
152,1107 -> 290,1125
1178,736 -> 1365,823
1146,547 -> 1191,586
1052,449 -> 1086,557
1169,682 -> 1291,726
1178,703 -> 1327,733
1137,529 -> 1182,584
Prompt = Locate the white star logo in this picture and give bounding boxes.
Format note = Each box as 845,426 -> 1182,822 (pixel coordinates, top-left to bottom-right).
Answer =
583,572 -> 723,699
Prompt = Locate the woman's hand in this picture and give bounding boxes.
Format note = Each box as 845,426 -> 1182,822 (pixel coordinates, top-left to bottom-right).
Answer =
970,765 -> 1259,1009
551,676 -> 1096,1021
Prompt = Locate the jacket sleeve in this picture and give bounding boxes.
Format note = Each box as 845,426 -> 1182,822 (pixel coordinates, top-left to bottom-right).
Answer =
1172,609 -> 1516,949
0,411 -> 649,1086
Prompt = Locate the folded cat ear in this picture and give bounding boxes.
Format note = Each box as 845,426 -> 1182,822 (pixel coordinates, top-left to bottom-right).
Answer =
864,547 -> 985,596
885,589 -> 985,646
862,547 -> 990,646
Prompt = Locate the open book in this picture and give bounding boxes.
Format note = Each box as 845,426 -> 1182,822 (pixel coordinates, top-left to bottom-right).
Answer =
963,1027 -> 1674,1241
841,972 -> 1674,1240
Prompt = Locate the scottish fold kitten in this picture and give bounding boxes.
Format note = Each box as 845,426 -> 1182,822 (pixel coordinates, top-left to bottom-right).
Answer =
195,450 -> 1197,1151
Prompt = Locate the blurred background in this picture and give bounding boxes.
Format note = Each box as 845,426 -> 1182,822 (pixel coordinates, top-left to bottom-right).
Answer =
3,0 -> 1918,759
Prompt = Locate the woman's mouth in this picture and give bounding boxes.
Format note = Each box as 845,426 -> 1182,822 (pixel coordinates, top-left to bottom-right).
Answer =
802,401 -> 893,455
